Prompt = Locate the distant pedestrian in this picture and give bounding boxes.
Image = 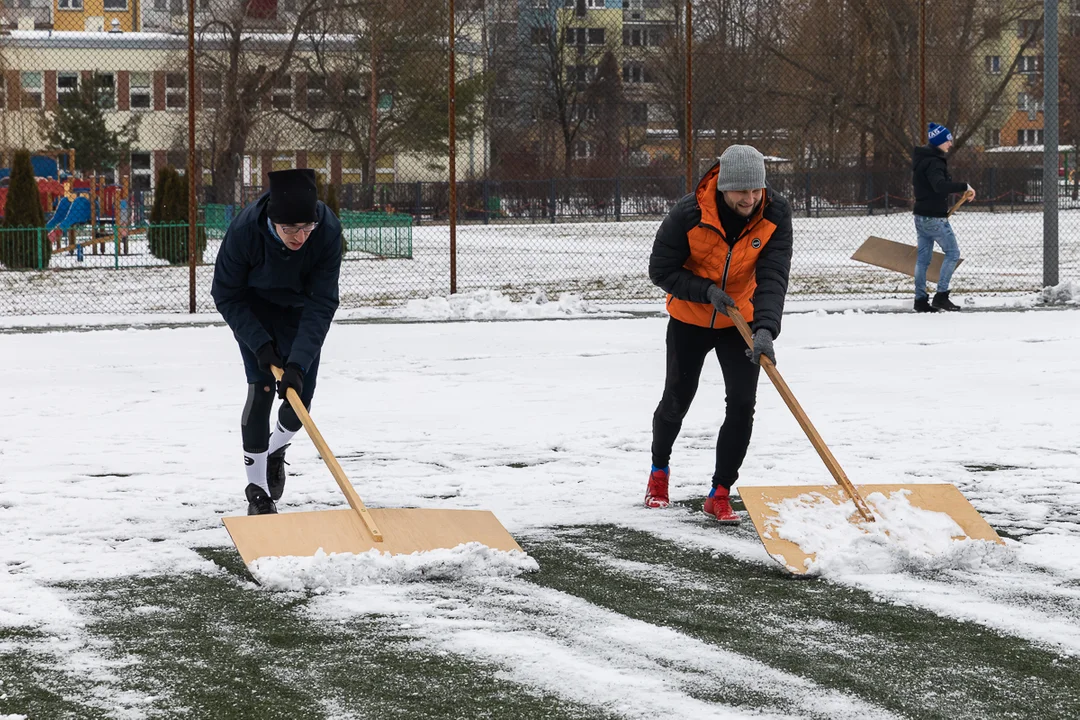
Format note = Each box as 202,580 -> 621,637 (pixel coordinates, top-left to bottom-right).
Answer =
911,123 -> 975,312
645,145 -> 793,524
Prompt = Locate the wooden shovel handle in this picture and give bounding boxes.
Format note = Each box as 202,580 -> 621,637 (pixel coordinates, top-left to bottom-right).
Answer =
725,309 -> 875,522
271,365 -> 384,541
946,194 -> 969,218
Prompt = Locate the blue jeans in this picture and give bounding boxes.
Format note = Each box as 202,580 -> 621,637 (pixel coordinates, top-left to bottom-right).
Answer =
913,215 -> 961,299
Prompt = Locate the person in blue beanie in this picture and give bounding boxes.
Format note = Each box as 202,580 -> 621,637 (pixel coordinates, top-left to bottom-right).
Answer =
211,168 -> 343,515
910,122 -> 975,312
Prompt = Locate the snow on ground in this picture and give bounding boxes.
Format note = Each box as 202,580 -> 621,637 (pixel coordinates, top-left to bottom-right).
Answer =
3,209 -> 1080,314
2,299 -> 1080,712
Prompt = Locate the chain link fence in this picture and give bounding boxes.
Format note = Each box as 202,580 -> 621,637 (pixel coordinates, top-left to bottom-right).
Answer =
0,0 -> 1075,314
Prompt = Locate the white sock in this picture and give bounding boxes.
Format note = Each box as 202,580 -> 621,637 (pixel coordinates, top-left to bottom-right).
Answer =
268,421 -> 299,455
244,450 -> 269,494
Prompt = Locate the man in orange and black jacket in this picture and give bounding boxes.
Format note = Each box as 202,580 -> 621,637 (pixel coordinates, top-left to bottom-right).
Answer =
644,145 -> 793,524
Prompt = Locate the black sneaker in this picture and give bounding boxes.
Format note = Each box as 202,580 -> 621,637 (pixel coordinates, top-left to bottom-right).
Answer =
914,297 -> 939,313
932,291 -> 961,311
245,483 -> 278,516
267,443 -> 290,501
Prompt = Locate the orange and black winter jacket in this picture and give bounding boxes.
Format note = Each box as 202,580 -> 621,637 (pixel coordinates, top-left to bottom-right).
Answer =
648,163 -> 793,337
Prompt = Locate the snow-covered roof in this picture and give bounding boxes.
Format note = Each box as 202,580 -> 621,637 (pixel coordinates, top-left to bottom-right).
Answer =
985,144 -> 1077,153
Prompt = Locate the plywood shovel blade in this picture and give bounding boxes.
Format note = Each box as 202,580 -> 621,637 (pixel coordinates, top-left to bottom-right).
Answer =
223,507 -> 522,566
222,366 -> 522,570
739,484 -> 1004,575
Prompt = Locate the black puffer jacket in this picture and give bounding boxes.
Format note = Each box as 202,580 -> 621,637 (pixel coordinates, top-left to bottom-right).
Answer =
211,193 -> 342,372
912,145 -> 968,217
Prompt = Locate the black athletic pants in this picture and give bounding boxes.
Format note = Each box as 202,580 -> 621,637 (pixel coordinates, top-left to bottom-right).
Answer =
651,317 -> 761,489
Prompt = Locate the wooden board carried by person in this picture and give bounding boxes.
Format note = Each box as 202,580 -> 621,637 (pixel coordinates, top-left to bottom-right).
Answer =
851,236 -> 963,283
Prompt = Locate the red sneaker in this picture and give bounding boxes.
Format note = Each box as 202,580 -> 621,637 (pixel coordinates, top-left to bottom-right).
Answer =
704,487 -> 740,524
644,467 -> 670,508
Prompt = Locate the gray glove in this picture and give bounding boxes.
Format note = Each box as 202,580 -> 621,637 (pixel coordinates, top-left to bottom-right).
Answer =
746,328 -> 775,366
706,284 -> 736,311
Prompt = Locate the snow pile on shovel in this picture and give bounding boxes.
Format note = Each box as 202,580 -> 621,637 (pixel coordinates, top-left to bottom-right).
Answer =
768,489 -> 1012,575
248,542 -> 539,591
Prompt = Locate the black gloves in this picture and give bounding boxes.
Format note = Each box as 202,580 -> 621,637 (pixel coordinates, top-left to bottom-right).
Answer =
277,363 -> 304,400
706,284 -> 736,311
255,342 -> 284,374
746,328 -> 775,366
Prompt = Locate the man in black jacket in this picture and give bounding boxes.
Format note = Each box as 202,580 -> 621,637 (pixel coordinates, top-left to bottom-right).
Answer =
212,168 -> 343,515
645,145 -> 793,524
911,123 -> 975,312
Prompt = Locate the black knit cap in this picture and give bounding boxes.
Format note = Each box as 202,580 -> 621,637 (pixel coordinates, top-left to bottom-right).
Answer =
267,168 -> 318,224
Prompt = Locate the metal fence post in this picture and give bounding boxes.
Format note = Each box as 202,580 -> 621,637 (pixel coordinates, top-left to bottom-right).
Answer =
614,176 -> 622,222
804,172 -> 812,218
1043,0 -> 1060,288
414,182 -> 422,225
36,228 -> 43,270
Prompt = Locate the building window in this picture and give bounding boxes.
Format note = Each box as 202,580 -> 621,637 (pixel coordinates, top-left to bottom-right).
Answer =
573,140 -> 595,159
1018,19 -> 1040,38
153,0 -> 165,8
21,72 -> 43,109
530,26 -> 551,44
586,0 -> 603,7
166,72 -> 187,110
272,75 -> 292,110
984,128 -> 1000,147
202,72 -> 222,110
571,104 -> 597,122
1018,91 -> 1028,110
1018,55 -> 1042,74
342,74 -> 364,105
566,27 -> 605,45
627,101 -> 647,124
984,55 -> 1001,74
130,72 -> 151,110
57,0 -> 83,8
57,72 -> 79,104
587,28 -> 605,44
568,65 -> 597,86
622,63 -> 650,83
103,0 -> 126,9
96,73 -> 115,109
623,27 -> 642,45
1017,128 -> 1044,145
131,152 -> 152,193
307,74 -> 326,112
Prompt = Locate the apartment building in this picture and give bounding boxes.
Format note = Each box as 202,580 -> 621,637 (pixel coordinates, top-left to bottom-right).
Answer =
0,21 -> 486,193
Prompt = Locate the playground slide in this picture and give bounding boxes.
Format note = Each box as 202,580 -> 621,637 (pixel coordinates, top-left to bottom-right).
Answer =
45,197 -> 72,231
48,196 -> 91,233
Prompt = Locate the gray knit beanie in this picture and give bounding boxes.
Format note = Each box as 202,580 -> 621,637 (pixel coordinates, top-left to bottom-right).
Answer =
716,145 -> 766,191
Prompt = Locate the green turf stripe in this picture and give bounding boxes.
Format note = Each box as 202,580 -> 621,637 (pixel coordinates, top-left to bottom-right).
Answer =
522,524 -> 1080,720
5,548 -> 617,720
0,627 -> 112,719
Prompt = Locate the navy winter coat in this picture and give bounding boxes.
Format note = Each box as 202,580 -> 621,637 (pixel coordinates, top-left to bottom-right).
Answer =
912,145 -> 968,217
211,192 -> 342,372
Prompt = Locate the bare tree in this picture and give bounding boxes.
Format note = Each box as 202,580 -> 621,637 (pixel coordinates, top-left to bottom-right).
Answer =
280,0 -> 484,190
196,0 -> 333,203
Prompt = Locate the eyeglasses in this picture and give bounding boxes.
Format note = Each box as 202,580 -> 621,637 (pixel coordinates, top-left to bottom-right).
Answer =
279,222 -> 318,236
